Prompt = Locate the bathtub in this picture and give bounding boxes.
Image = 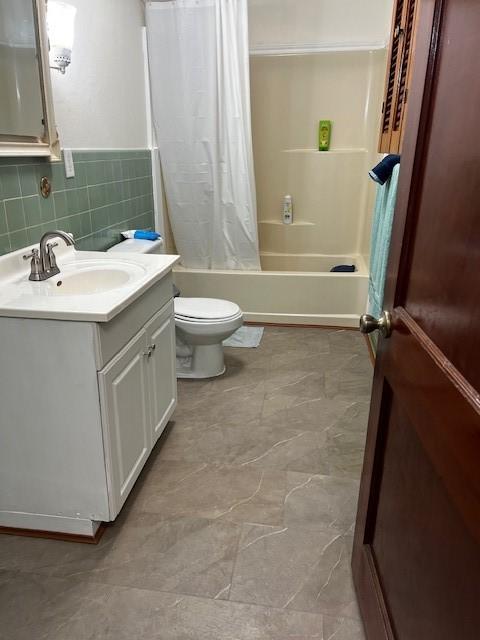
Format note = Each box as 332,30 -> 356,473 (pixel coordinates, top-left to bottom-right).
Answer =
173,252 -> 368,328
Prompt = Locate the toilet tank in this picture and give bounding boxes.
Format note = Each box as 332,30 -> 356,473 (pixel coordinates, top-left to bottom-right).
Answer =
107,238 -> 163,255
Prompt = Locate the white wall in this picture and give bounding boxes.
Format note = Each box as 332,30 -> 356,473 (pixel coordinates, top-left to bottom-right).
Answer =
51,0 -> 148,149
248,0 -> 393,48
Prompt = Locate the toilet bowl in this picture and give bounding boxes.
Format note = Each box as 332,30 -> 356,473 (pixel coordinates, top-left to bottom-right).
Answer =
107,239 -> 243,379
175,297 -> 243,378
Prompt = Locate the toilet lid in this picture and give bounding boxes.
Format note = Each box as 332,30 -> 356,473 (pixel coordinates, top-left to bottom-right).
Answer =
174,297 -> 241,320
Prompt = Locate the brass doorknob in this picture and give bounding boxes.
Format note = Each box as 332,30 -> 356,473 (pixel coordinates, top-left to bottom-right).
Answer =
359,311 -> 392,338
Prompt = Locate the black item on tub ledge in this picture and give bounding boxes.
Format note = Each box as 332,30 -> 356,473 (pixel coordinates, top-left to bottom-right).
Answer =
330,264 -> 356,273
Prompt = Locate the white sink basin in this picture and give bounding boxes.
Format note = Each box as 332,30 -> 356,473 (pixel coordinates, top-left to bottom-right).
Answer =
51,268 -> 132,296
19,260 -> 147,297
0,244 -> 180,322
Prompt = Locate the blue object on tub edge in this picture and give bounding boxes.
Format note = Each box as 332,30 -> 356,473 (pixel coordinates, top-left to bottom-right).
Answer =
134,230 -> 161,241
330,264 -> 356,273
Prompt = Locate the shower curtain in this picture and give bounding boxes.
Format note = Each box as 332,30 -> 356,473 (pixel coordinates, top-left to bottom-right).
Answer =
146,0 -> 260,270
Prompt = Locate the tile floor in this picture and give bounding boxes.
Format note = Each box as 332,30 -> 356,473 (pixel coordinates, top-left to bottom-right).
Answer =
0,326 -> 373,639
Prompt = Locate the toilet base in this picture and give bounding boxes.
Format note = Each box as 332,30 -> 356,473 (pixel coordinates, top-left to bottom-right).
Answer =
176,342 -> 226,379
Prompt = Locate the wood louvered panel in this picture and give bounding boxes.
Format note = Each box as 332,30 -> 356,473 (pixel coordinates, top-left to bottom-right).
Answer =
394,0 -> 416,129
379,0 -> 418,154
390,0 -> 418,152
379,0 -> 406,152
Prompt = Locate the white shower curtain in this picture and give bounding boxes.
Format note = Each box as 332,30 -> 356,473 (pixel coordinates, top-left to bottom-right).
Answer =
146,0 -> 260,270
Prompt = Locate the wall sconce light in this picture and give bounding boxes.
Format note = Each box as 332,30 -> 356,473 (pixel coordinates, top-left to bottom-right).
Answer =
47,1 -> 77,74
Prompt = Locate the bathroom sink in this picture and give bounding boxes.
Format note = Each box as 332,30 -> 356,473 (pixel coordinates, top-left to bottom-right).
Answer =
49,268 -> 132,295
22,260 -> 147,297
0,244 -> 180,322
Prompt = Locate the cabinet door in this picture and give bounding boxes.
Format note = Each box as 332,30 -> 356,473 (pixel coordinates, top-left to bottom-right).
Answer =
145,301 -> 177,444
98,330 -> 151,517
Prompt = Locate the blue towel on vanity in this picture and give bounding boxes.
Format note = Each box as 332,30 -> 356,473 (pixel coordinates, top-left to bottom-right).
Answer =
368,163 -> 400,318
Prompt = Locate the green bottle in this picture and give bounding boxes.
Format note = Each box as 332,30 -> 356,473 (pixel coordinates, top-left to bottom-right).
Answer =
318,120 -> 332,151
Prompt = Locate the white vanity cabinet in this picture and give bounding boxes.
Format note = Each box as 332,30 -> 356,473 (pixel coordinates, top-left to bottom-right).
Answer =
0,272 -> 177,538
98,301 -> 176,517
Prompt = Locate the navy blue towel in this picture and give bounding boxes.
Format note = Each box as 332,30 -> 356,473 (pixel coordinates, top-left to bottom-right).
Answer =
330,264 -> 356,273
369,154 -> 401,185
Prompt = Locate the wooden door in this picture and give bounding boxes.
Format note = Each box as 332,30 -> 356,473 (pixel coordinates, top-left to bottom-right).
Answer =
98,330 -> 151,518
145,302 -> 177,444
353,1 -> 480,638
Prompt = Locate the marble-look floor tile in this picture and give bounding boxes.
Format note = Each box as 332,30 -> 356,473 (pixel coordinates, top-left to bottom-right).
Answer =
311,402 -> 370,479
229,525 -> 359,620
173,383 -> 266,429
284,472 -> 360,534
158,399 -> 366,476
260,395 -> 354,429
0,570 -> 365,640
270,349 -> 357,378
324,354 -> 373,401
0,515 -> 240,601
158,419 -> 323,473
127,461 -> 287,526
328,330 -> 368,356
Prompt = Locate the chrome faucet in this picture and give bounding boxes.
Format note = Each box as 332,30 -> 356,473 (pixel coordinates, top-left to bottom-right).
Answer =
23,230 -> 75,281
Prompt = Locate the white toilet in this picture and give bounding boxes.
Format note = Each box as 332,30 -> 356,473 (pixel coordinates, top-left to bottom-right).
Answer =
175,297 -> 243,378
107,238 -> 243,378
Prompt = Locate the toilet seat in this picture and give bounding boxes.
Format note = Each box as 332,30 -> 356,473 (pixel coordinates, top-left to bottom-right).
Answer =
175,311 -> 243,325
174,298 -> 241,322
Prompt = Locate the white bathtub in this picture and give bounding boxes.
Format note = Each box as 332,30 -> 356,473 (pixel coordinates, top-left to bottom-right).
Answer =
173,252 -> 368,328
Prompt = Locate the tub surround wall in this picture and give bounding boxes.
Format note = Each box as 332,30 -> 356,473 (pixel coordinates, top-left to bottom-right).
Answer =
248,0 -> 394,49
250,49 -> 386,267
0,151 -> 154,255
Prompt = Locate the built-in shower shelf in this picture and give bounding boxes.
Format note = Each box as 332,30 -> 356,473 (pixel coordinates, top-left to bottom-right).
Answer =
259,220 -> 315,227
282,148 -> 368,155
249,42 -> 387,57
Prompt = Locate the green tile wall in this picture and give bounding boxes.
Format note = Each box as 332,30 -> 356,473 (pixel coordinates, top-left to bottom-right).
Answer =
0,150 -> 154,255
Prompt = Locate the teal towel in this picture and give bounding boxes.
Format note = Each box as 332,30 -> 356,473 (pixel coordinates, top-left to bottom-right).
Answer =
368,164 -> 400,318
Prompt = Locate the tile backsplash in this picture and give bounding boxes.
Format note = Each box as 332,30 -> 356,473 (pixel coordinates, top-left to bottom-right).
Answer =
0,150 -> 154,256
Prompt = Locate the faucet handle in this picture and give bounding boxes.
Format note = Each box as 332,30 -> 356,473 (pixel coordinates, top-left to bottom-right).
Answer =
23,248 -> 42,281
46,242 -> 59,270
23,248 -> 40,260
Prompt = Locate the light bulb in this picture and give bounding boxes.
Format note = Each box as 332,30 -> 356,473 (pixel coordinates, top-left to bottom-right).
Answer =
47,1 -> 77,74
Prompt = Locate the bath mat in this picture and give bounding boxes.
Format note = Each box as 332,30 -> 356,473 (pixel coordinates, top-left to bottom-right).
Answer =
223,326 -> 264,348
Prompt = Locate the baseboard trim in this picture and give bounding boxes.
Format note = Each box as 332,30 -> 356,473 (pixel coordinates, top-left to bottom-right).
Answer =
245,320 -> 357,331
0,523 -> 107,545
243,312 -> 360,328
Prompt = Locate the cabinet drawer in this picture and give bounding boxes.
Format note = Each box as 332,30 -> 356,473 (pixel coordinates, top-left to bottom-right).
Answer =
94,274 -> 173,369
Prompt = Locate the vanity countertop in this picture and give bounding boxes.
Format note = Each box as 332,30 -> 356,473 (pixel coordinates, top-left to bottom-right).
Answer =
0,243 -> 180,322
